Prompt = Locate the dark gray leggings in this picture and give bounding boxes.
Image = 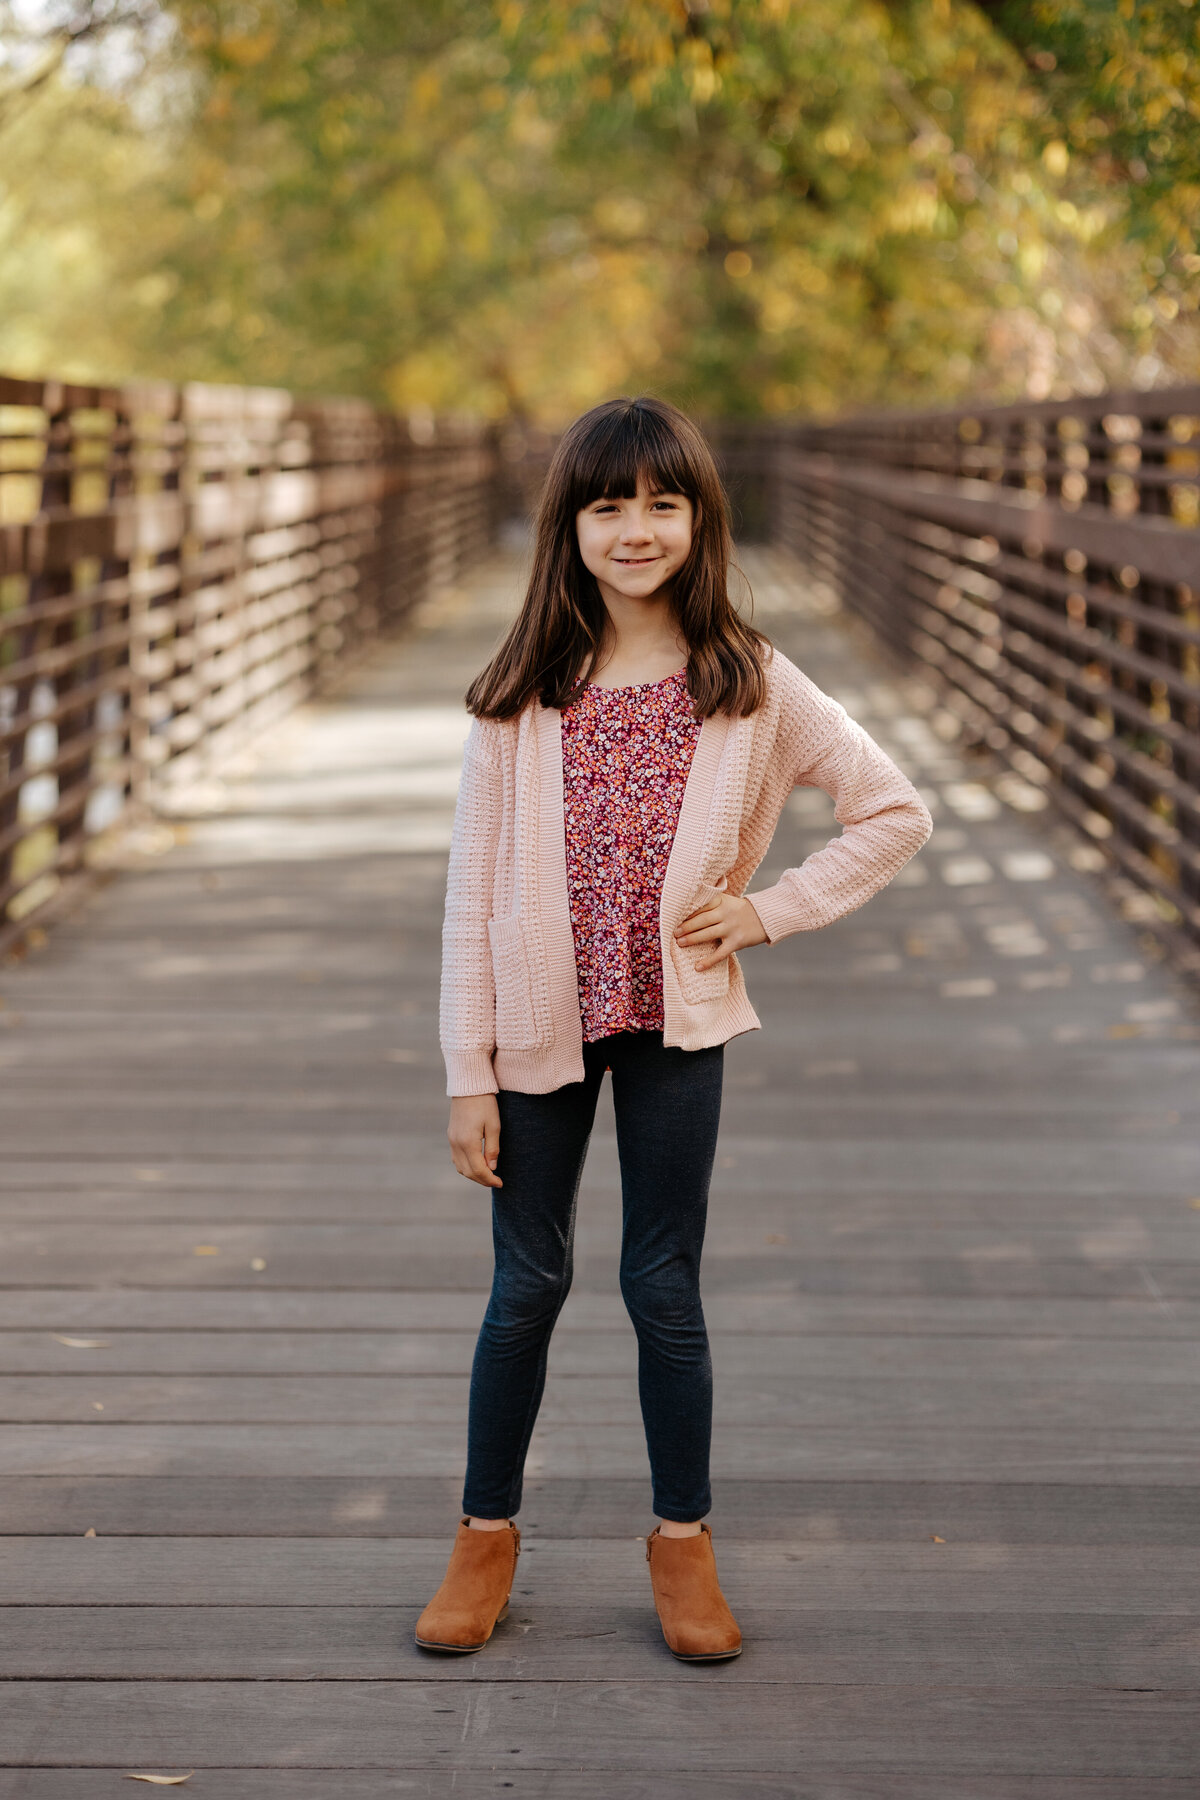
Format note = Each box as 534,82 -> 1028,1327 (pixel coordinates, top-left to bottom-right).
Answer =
462,1029 -> 725,1522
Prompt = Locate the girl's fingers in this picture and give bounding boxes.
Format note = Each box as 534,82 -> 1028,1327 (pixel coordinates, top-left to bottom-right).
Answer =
678,898 -> 765,948
463,1140 -> 501,1186
449,1141 -> 503,1188
676,922 -> 719,943
469,1134 -> 502,1186
483,1116 -> 501,1172
676,907 -> 720,931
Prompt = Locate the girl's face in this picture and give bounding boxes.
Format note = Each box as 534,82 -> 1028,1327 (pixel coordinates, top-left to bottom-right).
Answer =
575,476 -> 695,605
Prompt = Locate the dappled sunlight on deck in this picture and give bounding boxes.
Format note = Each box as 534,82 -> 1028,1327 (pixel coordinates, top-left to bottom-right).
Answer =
0,545 -> 1197,1786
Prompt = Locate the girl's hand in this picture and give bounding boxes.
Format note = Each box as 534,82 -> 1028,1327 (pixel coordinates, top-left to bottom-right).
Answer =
448,1094 -> 503,1188
673,894 -> 768,971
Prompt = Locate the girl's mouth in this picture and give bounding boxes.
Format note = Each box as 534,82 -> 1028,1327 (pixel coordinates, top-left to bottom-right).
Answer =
614,555 -> 660,565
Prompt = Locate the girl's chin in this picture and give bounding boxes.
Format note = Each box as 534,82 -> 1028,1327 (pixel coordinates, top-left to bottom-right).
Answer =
608,577 -> 672,597
608,564 -> 674,581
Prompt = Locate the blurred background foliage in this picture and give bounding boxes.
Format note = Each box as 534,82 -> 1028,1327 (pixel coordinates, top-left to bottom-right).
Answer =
0,0 -> 1196,420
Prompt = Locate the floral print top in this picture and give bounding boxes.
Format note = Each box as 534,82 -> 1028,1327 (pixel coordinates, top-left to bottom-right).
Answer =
561,666 -> 702,1042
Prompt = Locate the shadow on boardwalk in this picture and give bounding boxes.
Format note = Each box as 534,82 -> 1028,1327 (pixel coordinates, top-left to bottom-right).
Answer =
0,547 -> 1197,1795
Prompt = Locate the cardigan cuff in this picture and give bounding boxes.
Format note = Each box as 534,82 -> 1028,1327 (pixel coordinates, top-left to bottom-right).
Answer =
443,1047 -> 499,1098
743,879 -> 825,945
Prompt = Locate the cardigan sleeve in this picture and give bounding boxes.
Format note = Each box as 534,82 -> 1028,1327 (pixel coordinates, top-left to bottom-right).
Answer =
439,715 -> 503,1098
743,664 -> 934,945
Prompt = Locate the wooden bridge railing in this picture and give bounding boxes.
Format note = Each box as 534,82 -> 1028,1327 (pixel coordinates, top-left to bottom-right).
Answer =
0,376 -> 499,953
755,388 -> 1200,969
5,372 -> 1198,970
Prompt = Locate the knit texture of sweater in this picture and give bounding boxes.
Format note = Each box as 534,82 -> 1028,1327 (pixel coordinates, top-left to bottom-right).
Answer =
439,643 -> 934,1097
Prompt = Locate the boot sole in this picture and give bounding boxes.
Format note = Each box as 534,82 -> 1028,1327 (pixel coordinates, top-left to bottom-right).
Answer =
666,1642 -> 743,1662
414,1600 -> 509,1654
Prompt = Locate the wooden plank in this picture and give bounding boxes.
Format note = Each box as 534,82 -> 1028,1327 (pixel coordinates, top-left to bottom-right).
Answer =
1,1476 -> 1197,1543
1,1606 -> 1195,1687
1,1183 -> 1195,1229
1,1421 -> 1196,1481
1,1237 -> 1197,1297
2,1330 -> 1196,1382
0,1680 -> 1194,1775
5,1221 -> 1200,1265
4,1056 -> 1196,1115
0,1136 -> 1196,1201
2,1372 -> 1197,1433
0,1538 -> 1195,1612
0,1289 -> 1191,1338
3,1777 -> 1197,1800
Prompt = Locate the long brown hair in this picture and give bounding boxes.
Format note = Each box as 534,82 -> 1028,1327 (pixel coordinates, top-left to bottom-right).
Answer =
464,396 -> 772,720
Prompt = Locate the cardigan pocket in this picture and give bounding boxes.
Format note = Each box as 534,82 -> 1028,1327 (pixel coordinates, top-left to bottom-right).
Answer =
487,913 -> 552,1050
669,880 -> 733,1006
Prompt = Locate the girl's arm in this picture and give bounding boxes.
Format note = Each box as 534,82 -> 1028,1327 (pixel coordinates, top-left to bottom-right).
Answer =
440,715 -> 503,1097
743,664 -> 934,944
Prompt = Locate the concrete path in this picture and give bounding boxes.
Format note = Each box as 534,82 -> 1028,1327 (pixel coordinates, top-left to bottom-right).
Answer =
0,545 -> 1197,1795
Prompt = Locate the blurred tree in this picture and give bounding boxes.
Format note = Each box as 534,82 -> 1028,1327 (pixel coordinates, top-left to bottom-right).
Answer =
0,0 -> 161,124
975,1 -> 1199,245
973,0 -> 1199,375
0,1 -> 177,381
0,0 -> 1194,415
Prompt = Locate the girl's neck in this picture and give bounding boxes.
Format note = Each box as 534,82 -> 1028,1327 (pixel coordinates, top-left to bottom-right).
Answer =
586,652 -> 687,690
589,594 -> 686,690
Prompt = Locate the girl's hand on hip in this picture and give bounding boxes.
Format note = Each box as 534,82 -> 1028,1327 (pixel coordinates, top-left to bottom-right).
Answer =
448,1094 -> 503,1188
673,894 -> 768,970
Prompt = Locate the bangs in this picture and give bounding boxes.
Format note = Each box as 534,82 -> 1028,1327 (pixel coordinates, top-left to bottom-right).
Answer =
564,401 -> 701,512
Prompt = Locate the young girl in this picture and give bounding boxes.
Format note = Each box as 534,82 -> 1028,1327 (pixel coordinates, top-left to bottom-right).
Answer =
416,396 -> 932,1661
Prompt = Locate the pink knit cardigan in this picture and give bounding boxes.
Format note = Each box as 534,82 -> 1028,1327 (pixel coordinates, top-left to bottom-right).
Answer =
439,644 -> 933,1097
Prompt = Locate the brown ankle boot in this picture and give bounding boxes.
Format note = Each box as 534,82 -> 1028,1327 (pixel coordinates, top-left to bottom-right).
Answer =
646,1523 -> 742,1661
414,1519 -> 520,1653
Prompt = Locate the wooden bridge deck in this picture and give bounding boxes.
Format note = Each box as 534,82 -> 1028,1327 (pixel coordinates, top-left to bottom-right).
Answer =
1,546 -> 1197,1796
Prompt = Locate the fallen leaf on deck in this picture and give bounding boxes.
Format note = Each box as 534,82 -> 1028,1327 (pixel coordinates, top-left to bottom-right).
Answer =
54,1336 -> 110,1349
192,1246 -> 220,1255
931,1535 -> 946,1543
125,1775 -> 194,1785
84,1527 -> 97,1537
91,1402 -> 104,1411
250,1257 -> 267,1271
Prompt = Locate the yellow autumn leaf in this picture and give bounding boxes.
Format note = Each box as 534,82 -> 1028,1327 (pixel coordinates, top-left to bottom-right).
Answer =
192,1246 -> 220,1255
